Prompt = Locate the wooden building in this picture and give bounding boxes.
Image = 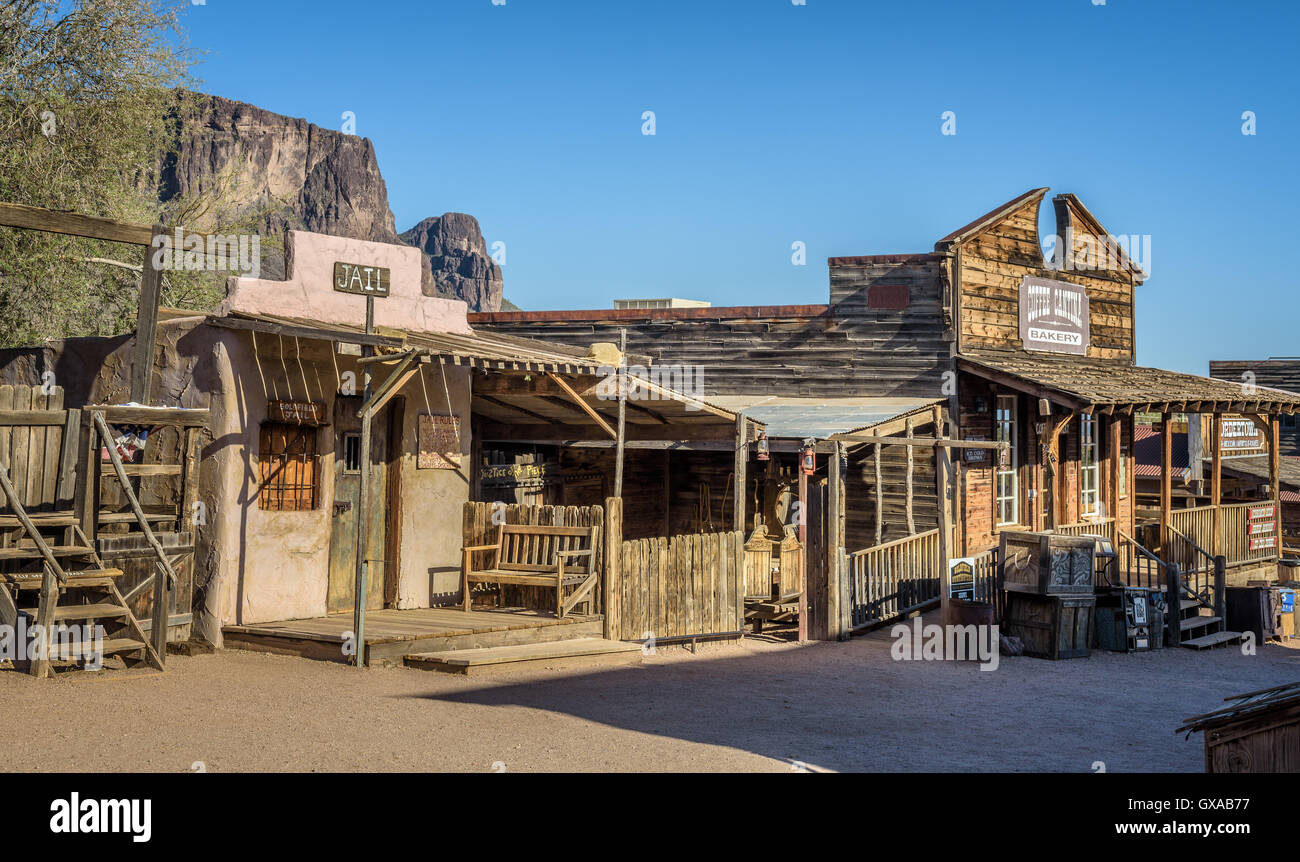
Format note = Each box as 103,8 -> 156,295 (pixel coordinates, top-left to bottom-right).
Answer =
1178,681 -> 1300,773
474,189 -> 1300,643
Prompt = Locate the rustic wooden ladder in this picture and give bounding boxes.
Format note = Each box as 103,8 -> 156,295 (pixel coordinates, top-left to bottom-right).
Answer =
0,462 -> 163,677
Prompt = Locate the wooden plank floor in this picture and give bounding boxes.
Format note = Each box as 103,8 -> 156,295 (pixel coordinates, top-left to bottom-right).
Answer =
223,606 -> 599,647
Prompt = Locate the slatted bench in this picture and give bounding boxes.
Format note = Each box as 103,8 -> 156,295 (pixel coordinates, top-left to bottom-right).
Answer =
461,523 -> 601,618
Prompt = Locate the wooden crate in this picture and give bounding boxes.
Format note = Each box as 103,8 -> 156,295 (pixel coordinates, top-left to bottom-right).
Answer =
1000,530 -> 1096,595
1003,592 -> 1095,660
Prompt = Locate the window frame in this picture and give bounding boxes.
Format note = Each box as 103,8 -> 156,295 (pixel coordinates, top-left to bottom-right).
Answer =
1079,412 -> 1100,518
257,422 -> 321,511
994,394 -> 1019,527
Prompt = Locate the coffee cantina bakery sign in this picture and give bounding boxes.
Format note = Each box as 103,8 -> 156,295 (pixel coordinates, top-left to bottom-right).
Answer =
1019,276 -> 1090,355
333,261 -> 390,297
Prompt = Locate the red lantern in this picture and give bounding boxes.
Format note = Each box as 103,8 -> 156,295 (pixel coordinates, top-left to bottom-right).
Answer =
800,441 -> 815,475
756,431 -> 770,461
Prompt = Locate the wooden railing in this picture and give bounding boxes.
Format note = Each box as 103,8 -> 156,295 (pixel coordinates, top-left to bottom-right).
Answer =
1055,518 -> 1114,538
971,545 -> 1004,623
1165,525 -> 1216,607
1115,531 -> 1168,592
847,529 -> 940,629
1220,500 -> 1279,566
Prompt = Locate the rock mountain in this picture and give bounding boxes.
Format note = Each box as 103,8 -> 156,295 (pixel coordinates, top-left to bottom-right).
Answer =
156,92 -> 504,311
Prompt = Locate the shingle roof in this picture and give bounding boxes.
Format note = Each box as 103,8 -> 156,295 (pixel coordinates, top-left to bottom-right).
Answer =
960,352 -> 1300,413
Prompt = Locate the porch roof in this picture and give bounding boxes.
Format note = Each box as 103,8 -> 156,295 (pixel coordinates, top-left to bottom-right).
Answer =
206,310 -> 649,374
958,352 -> 1300,414
704,395 -> 943,439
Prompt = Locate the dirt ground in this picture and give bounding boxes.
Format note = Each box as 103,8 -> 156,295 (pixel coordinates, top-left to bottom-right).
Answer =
4,617 -> 1300,772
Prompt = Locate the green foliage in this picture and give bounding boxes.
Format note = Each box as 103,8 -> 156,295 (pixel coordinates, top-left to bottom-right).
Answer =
0,0 -> 196,345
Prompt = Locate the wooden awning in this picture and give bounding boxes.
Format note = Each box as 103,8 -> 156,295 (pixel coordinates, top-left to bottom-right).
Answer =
959,352 -> 1300,415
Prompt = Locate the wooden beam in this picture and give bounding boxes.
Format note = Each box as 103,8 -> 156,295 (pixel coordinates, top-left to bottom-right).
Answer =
874,443 -> 883,546
937,434 -> 954,627
1212,412 -> 1222,556
1160,411 -> 1172,550
827,440 -> 846,641
475,394 -> 555,424
0,201 -> 154,246
1108,415 -> 1121,547
905,417 -> 915,534
129,225 -> 165,404
614,331 -> 627,497
545,373 -> 616,439
1271,416 -> 1282,547
838,434 -> 1007,449
733,414 -> 747,533
475,421 -> 735,443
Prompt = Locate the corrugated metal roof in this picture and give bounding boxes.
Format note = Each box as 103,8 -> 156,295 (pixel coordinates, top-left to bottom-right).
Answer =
704,396 -> 943,439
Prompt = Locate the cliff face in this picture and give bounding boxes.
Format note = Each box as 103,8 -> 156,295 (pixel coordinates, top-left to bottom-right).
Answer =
156,92 -> 504,311
401,213 -> 504,312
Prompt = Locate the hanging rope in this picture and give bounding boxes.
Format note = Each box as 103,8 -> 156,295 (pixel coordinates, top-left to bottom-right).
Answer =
251,330 -> 273,399
277,334 -> 294,402
438,356 -> 462,454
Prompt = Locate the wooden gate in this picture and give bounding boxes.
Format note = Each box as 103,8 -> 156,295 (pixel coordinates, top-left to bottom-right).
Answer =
610,529 -> 744,642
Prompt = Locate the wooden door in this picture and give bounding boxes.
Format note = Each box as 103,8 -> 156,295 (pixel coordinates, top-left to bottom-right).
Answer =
327,395 -> 388,614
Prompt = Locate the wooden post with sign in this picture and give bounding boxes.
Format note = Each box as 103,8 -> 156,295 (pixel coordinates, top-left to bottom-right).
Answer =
348,264 -> 386,667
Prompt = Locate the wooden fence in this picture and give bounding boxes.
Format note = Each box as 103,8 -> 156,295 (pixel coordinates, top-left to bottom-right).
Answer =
847,528 -> 940,629
610,529 -> 744,642
461,500 -> 606,613
1055,518 -> 1114,538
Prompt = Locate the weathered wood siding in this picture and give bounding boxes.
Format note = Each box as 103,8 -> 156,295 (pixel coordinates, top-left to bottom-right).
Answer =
1209,360 -> 1300,455
472,283 -> 950,399
954,192 -> 1137,361
611,529 -> 744,641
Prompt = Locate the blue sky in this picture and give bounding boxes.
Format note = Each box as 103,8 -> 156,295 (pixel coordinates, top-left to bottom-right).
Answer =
184,0 -> 1299,375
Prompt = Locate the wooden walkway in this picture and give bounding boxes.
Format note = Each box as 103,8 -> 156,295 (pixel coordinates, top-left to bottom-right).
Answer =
222,606 -> 604,666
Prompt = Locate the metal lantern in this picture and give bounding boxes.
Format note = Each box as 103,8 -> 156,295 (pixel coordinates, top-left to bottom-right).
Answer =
756,431 -> 770,461
800,440 -> 815,475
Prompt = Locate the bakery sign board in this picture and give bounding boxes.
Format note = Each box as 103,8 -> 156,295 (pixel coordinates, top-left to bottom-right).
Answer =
1019,276 -> 1089,355
333,261 -> 390,297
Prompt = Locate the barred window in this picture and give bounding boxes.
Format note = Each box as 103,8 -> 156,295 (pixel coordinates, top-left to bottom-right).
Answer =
258,423 -> 319,510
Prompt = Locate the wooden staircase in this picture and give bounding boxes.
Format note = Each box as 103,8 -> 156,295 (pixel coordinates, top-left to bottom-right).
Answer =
1177,596 -> 1242,650
0,466 -> 163,676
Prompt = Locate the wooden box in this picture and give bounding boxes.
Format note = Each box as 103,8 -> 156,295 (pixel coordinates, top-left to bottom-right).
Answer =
1000,531 -> 1096,595
1003,592 -> 1095,660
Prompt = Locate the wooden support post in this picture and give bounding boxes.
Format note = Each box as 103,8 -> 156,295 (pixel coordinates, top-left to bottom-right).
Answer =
797,456 -> 808,643
603,497 -> 622,640
129,225 -> 164,405
352,296 -> 375,667
873,443 -> 883,545
1045,411 -> 1073,530
1108,416 -> 1122,546
1160,411 -> 1173,553
827,441 -> 848,641
1211,413 -> 1222,557
905,417 -> 915,534
1166,562 -> 1182,647
1213,554 -> 1227,621
937,442 -> 954,627
614,329 -> 627,498
1272,416 -> 1282,552
733,414 -> 747,533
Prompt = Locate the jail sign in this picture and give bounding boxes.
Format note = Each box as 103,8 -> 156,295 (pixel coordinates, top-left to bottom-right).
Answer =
1019,276 -> 1089,355
333,261 -> 391,297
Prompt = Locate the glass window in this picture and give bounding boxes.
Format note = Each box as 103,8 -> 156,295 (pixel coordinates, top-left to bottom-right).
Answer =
995,395 -> 1018,526
1080,413 -> 1100,518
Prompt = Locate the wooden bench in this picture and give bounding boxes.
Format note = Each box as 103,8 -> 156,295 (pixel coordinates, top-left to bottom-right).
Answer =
461,523 -> 601,618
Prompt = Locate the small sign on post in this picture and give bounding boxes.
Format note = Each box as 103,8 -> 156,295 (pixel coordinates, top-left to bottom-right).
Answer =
333,261 -> 391,297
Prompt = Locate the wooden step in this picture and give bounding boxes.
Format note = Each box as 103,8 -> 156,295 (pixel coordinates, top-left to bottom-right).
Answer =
0,544 -> 95,561
1181,630 -> 1244,650
1180,600 -> 1201,612
18,603 -> 128,621
1181,615 -> 1223,633
10,568 -> 125,588
405,637 -> 643,676
42,637 -> 147,661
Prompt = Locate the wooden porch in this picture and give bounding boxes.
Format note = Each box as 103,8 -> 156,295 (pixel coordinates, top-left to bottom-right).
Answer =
222,606 -> 605,667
